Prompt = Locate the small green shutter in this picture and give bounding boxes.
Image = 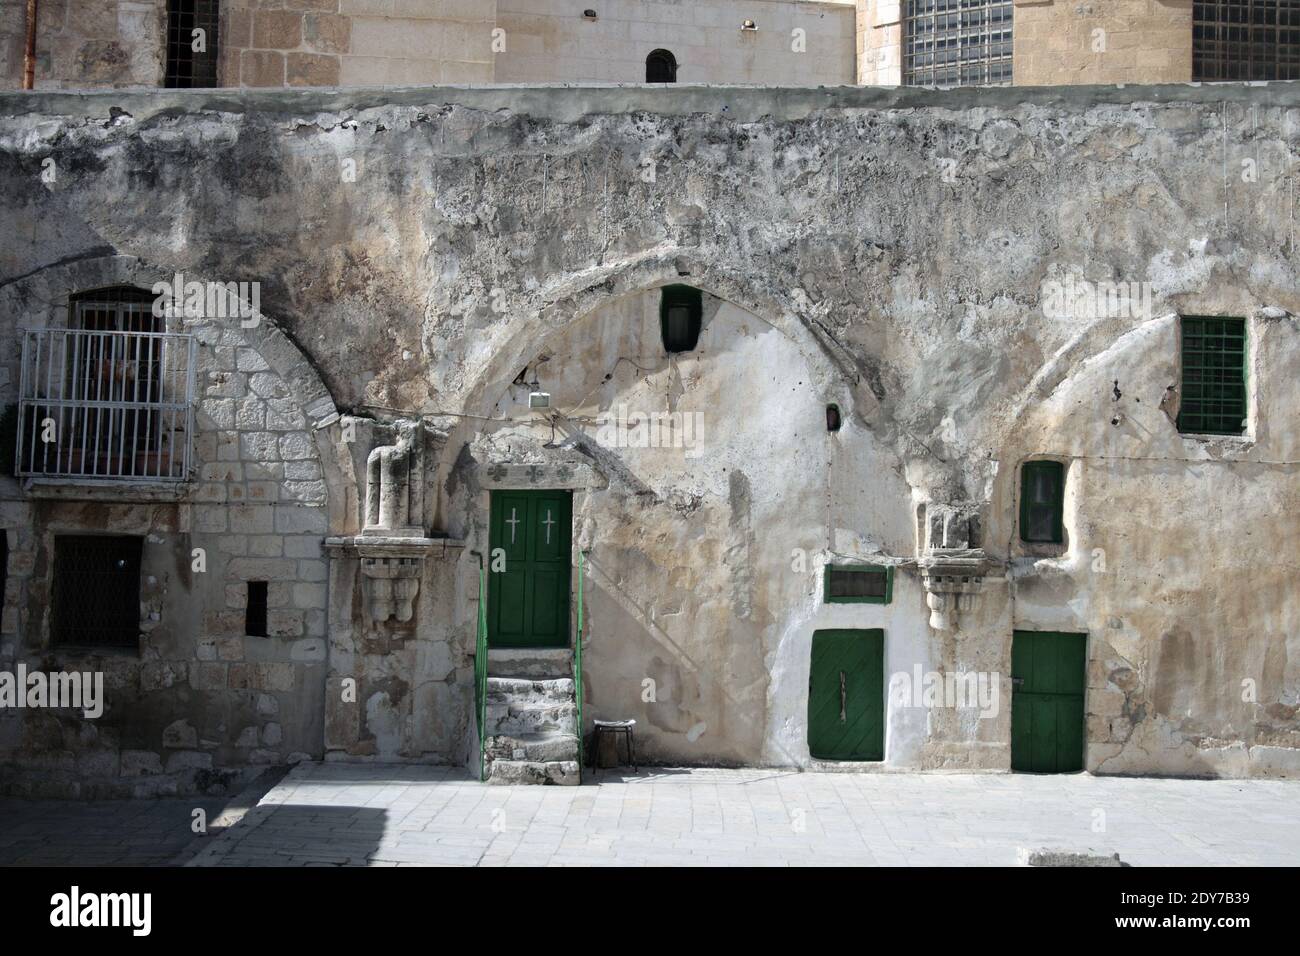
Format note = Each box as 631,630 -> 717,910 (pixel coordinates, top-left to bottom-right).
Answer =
807,629 -> 885,761
1011,630 -> 1086,773
1019,460 -> 1064,544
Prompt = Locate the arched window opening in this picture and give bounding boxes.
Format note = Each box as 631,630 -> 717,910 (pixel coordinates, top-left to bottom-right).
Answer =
646,49 -> 677,83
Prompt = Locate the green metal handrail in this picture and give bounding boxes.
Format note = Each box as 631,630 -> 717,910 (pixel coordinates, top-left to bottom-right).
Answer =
575,549 -> 586,781
475,557 -> 488,782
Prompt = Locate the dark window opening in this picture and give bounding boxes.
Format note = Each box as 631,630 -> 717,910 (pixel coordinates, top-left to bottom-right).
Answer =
825,564 -> 892,604
1177,315 -> 1247,436
646,48 -> 677,83
51,534 -> 143,649
1019,460 -> 1064,544
1194,1 -> 1300,81
165,0 -> 220,88
660,285 -> 702,353
246,580 -> 268,637
827,404 -> 842,432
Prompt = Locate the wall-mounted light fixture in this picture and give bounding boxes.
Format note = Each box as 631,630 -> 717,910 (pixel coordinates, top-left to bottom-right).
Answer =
583,9 -> 598,20
741,19 -> 757,31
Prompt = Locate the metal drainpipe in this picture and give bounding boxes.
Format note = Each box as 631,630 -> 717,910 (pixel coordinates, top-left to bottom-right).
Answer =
22,0 -> 38,90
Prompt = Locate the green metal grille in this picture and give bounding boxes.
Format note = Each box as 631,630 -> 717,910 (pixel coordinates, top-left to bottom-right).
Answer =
1178,316 -> 1247,436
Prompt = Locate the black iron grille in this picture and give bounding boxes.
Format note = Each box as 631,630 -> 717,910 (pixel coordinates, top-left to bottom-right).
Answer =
51,535 -> 143,649
165,0 -> 221,88
904,0 -> 1013,87
1177,316 -> 1247,435
1194,1 -> 1300,81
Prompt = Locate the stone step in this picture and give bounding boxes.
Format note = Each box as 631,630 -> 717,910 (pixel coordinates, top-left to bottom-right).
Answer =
487,648 -> 573,680
485,676 -> 575,701
486,759 -> 581,786
485,700 -> 577,737
485,732 -> 579,764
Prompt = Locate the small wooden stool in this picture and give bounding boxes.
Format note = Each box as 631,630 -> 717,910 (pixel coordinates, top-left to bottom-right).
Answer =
590,719 -> 637,774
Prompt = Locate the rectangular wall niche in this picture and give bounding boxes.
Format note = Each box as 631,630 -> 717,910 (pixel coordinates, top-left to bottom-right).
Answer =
51,535 -> 143,649
824,564 -> 893,604
246,581 -> 269,637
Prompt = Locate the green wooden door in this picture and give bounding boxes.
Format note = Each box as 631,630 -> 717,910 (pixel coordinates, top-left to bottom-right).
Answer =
807,629 -> 884,761
1011,630 -> 1087,773
488,490 -> 572,648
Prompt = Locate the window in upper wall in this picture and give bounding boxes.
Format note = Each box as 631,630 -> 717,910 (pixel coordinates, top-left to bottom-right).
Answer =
1019,460 -> 1064,544
646,49 -> 677,83
824,564 -> 893,604
903,0 -> 1013,87
1193,1 -> 1300,81
165,0 -> 220,88
660,285 -> 702,353
51,534 -> 143,649
1178,316 -> 1247,436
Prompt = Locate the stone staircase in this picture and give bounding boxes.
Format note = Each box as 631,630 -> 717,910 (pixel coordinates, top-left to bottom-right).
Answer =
483,676 -> 581,785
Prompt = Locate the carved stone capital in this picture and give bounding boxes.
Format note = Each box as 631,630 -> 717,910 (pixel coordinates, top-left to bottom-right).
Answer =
326,535 -> 465,624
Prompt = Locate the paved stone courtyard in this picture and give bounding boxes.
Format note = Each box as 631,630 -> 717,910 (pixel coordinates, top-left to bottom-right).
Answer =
175,763 -> 1300,867
3,763 -> 1296,867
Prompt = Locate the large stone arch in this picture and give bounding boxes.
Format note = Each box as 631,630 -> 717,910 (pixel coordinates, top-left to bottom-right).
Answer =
453,251 -> 878,428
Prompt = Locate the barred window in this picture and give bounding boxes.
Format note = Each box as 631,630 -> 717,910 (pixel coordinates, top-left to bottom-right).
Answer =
165,0 -> 220,88
52,535 -> 143,649
1194,1 -> 1300,81
1178,316 -> 1247,436
904,0 -> 1013,87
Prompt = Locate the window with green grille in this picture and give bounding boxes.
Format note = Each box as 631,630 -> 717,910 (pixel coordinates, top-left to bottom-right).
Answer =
824,564 -> 892,604
1020,460 -> 1064,544
1178,316 -> 1247,436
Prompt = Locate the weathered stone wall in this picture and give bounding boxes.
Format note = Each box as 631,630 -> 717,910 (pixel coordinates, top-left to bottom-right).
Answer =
497,0 -> 855,85
0,0 -> 166,90
0,255 -> 342,796
1,82 -> 1298,780
1012,0 -> 1193,86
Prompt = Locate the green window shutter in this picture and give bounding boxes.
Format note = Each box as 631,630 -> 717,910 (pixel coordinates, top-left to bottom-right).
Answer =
1177,315 -> 1247,436
823,564 -> 892,604
1019,460 -> 1064,544
660,285 -> 702,353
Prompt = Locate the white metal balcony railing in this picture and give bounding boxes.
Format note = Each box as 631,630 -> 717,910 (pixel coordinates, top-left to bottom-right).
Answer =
15,328 -> 196,481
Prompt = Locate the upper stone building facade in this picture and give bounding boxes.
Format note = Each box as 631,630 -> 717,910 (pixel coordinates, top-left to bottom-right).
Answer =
3,0 -> 1297,91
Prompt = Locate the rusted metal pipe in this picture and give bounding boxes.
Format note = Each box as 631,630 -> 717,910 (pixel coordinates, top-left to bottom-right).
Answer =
22,0 -> 38,90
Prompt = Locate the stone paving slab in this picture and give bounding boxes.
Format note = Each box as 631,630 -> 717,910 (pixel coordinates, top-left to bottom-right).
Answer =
182,762 -> 1300,867
0,796 -> 232,866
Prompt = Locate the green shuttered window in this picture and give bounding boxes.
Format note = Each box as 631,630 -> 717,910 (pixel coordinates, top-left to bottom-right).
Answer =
1178,315 -> 1247,436
1020,460 -> 1064,544
824,564 -> 892,604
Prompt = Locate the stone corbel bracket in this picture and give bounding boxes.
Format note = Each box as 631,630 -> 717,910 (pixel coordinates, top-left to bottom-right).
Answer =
919,550 -> 989,632
326,535 -> 466,624
917,500 -> 991,631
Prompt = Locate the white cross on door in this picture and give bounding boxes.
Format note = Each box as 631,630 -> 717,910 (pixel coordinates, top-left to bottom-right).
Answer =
506,507 -> 520,543
542,508 -> 556,544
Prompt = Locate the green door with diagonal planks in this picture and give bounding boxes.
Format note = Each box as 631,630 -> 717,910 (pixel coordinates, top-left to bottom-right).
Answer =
807,629 -> 884,761
1011,630 -> 1087,773
488,490 -> 571,648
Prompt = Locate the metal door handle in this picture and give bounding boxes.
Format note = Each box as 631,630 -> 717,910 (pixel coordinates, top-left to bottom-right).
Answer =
1011,677 -> 1025,686
839,671 -> 847,723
